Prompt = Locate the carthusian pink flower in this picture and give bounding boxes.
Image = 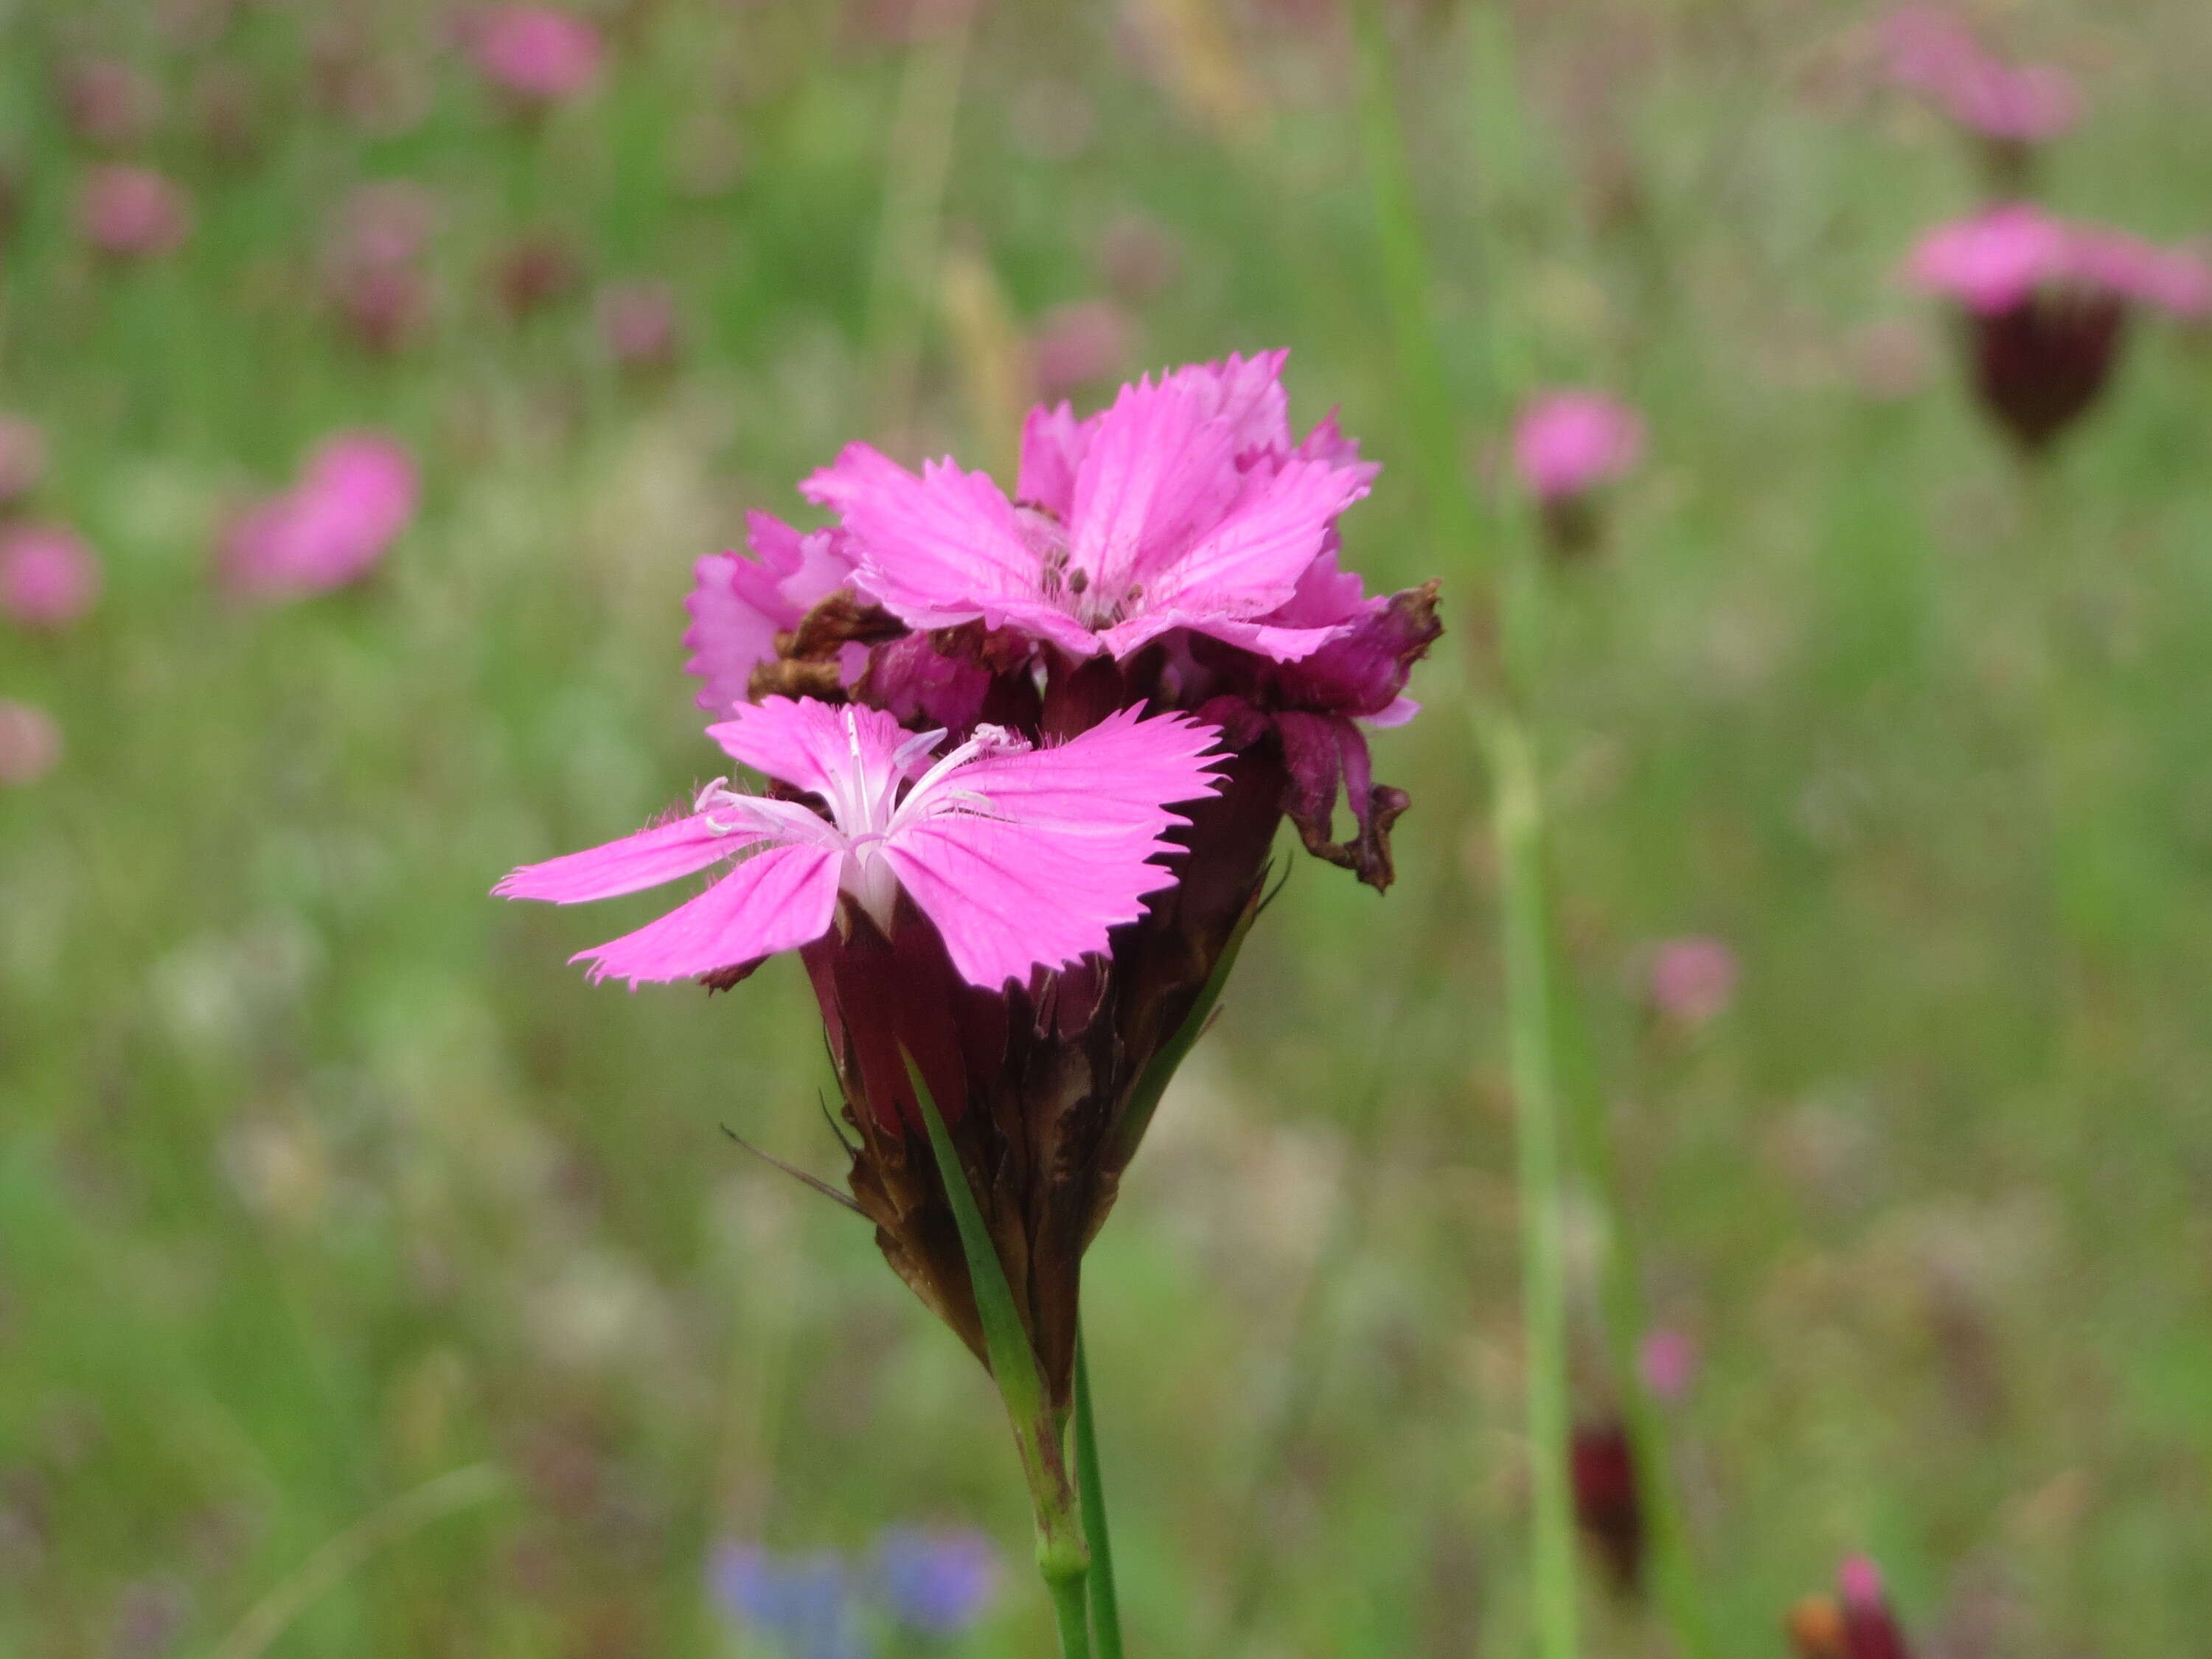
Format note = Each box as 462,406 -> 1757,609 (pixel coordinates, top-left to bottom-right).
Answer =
1906,204 -> 2211,451
1880,7 -> 2076,184
0,524 -> 100,630
1646,936 -> 1738,1027
1512,390 -> 1644,557
1638,1327 -> 1699,1401
470,7 -> 605,108
0,416 -> 49,507
506,351 -> 1438,1411
1030,300 -> 1133,399
1571,1422 -> 1644,1594
804,352 -> 1374,666
60,59 -> 162,150
79,165 -> 191,260
596,280 -> 680,371
324,182 -> 437,352
499,698 -> 1222,1012
1837,1557 -> 1912,1659
0,700 -> 62,785
220,432 -> 418,599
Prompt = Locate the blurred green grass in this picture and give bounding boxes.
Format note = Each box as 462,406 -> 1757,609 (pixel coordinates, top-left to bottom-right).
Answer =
4,1 -> 2211,1655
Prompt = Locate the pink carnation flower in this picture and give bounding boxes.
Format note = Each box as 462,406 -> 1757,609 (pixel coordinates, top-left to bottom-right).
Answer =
804,350 -> 1374,664
1646,936 -> 1738,1026
79,165 -> 192,259
470,7 -> 605,107
1031,300 -> 1133,399
0,524 -> 100,630
497,697 -> 1222,1001
596,279 -> 680,369
0,415 -> 48,507
1837,1556 -> 1911,1659
1638,1328 -> 1698,1402
0,700 -> 61,786
221,432 -> 418,599
61,58 -> 162,150
1512,392 -> 1645,502
1881,7 -> 2078,144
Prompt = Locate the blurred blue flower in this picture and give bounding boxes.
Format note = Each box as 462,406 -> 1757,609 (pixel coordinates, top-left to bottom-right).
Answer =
709,1542 -> 869,1659
870,1525 -> 1001,1637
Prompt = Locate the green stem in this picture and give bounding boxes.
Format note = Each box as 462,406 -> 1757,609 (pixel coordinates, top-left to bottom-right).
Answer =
904,1055 -> 1091,1658
1486,714 -> 1582,1659
1074,1328 -> 1124,1659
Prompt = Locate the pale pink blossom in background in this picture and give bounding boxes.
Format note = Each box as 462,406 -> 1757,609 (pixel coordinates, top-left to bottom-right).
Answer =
0,700 -> 62,786
60,58 -> 163,149
220,433 -> 418,599
1512,391 -> 1645,501
1029,300 -> 1133,399
1638,1328 -> 1699,1402
1905,204 -> 2211,319
0,524 -> 100,630
0,416 -> 48,506
1838,1555 -> 1886,1607
79,165 -> 192,259
1646,936 -> 1738,1026
1098,211 -> 1181,299
324,183 -> 437,350
333,181 -> 437,270
470,7 -> 605,107
597,280 -> 680,369
497,698 -> 1223,993
1880,6 -> 2079,144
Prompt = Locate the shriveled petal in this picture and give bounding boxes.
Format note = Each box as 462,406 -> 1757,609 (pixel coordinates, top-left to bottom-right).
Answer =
708,695 -> 922,799
574,841 -> 841,985
1100,608 -> 1346,664
882,708 -> 1224,988
1276,710 -> 1408,892
494,811 -> 756,902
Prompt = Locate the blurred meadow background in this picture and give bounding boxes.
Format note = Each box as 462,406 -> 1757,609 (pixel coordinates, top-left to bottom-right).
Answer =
4,0 -> 2212,1655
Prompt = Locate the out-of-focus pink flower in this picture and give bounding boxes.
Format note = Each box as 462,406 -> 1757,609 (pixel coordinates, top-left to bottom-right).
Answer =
60,59 -> 162,150
0,416 -> 49,507
470,7 -> 605,108
1512,392 -> 1645,502
0,524 -> 100,630
496,698 -> 1224,1009
1907,205 -> 2211,451
1837,1557 -> 1913,1659
1030,300 -> 1132,399
78,165 -> 192,260
1879,7 -> 2078,145
220,432 -> 418,599
1098,212 -> 1181,300
1646,936 -> 1737,1026
597,280 -> 680,369
0,700 -> 62,786
335,181 -> 437,270
1638,1328 -> 1699,1401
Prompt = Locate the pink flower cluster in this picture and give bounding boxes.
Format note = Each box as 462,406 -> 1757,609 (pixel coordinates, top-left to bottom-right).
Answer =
499,353 -> 1438,1399
220,433 -> 420,600
79,164 -> 191,260
1882,5 -> 2079,146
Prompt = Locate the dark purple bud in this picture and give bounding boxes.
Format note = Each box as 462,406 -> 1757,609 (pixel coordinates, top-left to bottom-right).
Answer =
1571,1420 -> 1644,1594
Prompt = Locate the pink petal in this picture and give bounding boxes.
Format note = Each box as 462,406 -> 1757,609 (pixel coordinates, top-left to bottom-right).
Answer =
1015,400 -> 1092,518
1141,456 -> 1372,615
1100,608 -> 1344,664
810,446 -> 1054,634
682,512 -> 856,717
882,708 -> 1223,988
1164,348 -> 1292,459
706,695 -> 917,799
574,842 -> 841,986
1068,375 -> 1243,594
493,810 -> 753,902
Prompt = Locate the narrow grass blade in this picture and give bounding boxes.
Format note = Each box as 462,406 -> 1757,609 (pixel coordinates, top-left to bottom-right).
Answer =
1074,1326 -> 1124,1659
